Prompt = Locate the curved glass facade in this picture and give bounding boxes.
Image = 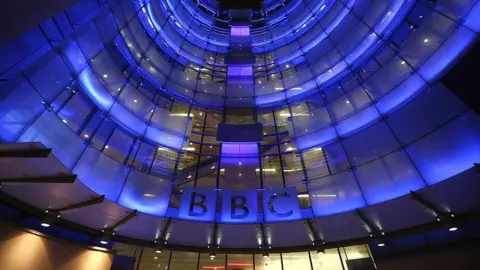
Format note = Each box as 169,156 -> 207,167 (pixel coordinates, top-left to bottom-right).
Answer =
1,0 -> 480,247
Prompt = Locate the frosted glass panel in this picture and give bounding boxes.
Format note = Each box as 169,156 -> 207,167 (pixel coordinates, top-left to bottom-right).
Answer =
388,83 -> 468,145
0,78 -> 45,142
73,147 -> 129,200
407,111 -> 480,185
343,122 -> 400,167
118,170 -> 172,216
18,110 -> 85,169
355,151 -> 426,205
308,171 -> 366,216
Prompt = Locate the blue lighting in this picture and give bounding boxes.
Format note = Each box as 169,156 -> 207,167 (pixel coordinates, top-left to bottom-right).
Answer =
1,0 -> 480,228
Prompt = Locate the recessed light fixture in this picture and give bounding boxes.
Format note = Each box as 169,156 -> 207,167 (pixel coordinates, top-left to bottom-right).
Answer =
449,226 -> 458,232
103,74 -> 108,78
424,38 -> 429,43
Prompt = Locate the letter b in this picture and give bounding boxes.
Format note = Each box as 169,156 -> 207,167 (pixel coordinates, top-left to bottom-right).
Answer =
188,192 -> 207,217
231,195 -> 249,219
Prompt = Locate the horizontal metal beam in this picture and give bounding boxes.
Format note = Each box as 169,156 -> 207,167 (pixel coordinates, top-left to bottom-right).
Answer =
51,195 -> 105,212
109,210 -> 138,230
0,147 -> 52,158
0,173 -> 77,183
410,190 -> 447,217
356,208 -> 381,235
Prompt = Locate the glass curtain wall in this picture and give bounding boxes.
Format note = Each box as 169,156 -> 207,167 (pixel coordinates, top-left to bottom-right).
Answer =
114,243 -> 373,270
1,0 -> 480,219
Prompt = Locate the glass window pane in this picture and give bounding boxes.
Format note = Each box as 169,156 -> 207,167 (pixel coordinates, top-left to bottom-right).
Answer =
137,248 -> 171,270
227,254 -> 253,270
199,253 -> 226,269
169,251 -> 199,270
339,245 -> 374,270
282,252 -> 311,270
254,253 -> 282,270
310,249 -> 344,270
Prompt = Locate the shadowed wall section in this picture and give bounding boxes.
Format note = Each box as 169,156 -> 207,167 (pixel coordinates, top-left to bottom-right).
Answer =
375,243 -> 480,270
0,222 -> 113,270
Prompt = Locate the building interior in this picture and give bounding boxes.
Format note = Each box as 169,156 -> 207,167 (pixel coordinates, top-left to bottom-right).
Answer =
1,0 -> 480,269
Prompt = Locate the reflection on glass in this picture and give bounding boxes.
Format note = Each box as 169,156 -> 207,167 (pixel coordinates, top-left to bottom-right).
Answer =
199,253 -> 226,270
137,248 -> 171,270
310,249 -> 344,270
227,254 -> 253,270
254,253 -> 282,270
339,245 -> 374,270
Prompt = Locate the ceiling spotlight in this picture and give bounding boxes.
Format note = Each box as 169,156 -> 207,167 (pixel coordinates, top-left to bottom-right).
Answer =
155,238 -> 163,253
209,252 -> 216,259
316,248 -> 325,254
40,211 -> 58,228
100,234 -> 110,245
262,251 -> 269,258
376,239 -> 386,247
100,229 -> 114,245
449,226 -> 458,232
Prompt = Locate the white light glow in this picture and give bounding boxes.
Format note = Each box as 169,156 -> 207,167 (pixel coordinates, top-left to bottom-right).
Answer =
449,227 -> 458,232
255,168 -> 276,172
